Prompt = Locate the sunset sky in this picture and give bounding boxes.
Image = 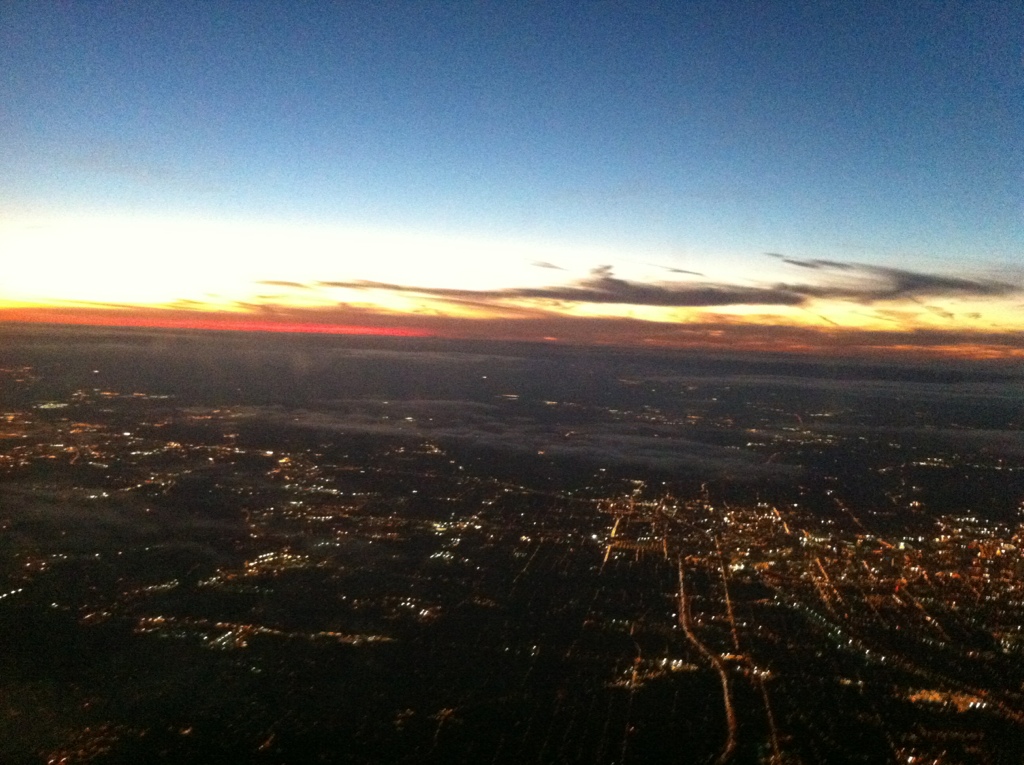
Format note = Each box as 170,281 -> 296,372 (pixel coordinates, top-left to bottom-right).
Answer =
2,2 -> 1022,357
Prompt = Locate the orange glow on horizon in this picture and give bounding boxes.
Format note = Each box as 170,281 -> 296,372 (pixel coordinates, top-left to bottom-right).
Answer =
4,304 -> 1024,362
0,307 -> 432,338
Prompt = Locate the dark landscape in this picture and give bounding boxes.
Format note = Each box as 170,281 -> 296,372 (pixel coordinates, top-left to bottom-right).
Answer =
1,325 -> 1022,764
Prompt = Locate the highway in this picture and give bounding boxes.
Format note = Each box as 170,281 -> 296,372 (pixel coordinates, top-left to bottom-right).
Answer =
676,559 -> 738,765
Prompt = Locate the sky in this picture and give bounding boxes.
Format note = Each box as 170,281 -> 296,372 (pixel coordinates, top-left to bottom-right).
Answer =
1,1 -> 1022,358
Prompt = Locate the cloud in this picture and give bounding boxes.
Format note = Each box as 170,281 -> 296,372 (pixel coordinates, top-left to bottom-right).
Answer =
782,267 -> 1018,301
531,261 -> 563,270
771,256 -> 1020,302
258,280 -> 312,289
919,303 -> 955,320
303,258 -> 1022,317
10,250 -> 1024,359
237,400 -> 794,476
779,258 -> 856,271
809,424 -> 1024,458
318,270 -> 807,308
658,266 -> 705,276
633,370 -> 1024,402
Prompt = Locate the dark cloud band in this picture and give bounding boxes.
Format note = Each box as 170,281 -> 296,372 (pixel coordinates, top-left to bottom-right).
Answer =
318,274 -> 807,308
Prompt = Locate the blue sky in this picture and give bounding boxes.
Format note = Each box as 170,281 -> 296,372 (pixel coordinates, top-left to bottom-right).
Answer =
2,2 -> 1022,355
3,2 -> 1020,255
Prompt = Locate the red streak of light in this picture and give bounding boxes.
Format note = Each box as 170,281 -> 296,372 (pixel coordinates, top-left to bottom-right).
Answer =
0,308 -> 432,338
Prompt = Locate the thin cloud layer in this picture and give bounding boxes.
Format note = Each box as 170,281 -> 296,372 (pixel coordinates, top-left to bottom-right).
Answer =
237,401 -> 796,476
770,256 -> 1019,302
318,271 -> 806,308
307,258 -> 1021,312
